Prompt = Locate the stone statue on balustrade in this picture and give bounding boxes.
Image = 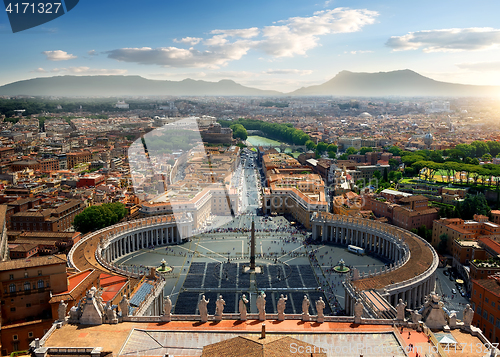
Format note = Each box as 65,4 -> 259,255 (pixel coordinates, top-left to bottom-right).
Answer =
396,298 -> 406,321
256,292 -> 266,321
163,295 -> 172,321
302,295 -> 310,321
198,295 -> 209,323
316,297 -> 326,323
463,304 -> 474,329
447,311 -> 457,328
95,289 -> 105,315
277,294 -> 287,321
119,295 -> 130,318
80,287 -> 103,325
239,294 -> 249,321
69,306 -> 79,324
411,309 -> 422,324
105,304 -> 118,324
215,295 -> 225,321
354,298 -> 364,324
58,300 -> 68,322
420,292 -> 448,330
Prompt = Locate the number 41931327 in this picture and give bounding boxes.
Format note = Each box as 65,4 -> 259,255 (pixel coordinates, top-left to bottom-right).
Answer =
5,2 -> 62,14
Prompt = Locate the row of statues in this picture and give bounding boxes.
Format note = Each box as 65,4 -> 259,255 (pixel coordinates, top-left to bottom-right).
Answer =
194,292 -> 326,322
59,288 -> 475,331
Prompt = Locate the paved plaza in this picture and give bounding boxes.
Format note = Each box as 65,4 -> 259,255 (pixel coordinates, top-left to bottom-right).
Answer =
115,213 -> 391,316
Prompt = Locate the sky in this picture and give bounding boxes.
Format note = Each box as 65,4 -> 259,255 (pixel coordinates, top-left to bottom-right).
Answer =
2,0 -> 500,92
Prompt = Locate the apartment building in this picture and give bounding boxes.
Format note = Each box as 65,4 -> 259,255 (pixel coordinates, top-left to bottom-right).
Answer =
10,199 -> 85,232
0,255 -> 68,355
432,215 -> 500,253
66,151 -> 92,169
471,274 -> 500,343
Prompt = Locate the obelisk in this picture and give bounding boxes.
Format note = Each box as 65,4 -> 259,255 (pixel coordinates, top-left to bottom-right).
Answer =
250,218 -> 255,270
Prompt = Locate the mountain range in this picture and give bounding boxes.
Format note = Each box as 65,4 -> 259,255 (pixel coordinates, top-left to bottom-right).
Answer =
0,70 -> 498,97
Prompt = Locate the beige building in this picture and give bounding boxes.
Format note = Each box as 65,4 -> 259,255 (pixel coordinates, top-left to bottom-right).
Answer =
432,215 -> 500,253
0,255 -> 68,355
262,174 -> 328,229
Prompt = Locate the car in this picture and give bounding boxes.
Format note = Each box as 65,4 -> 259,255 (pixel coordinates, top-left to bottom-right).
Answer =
452,289 -> 457,294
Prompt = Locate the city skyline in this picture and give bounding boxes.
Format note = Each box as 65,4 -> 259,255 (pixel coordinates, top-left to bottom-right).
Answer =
2,0 -> 500,92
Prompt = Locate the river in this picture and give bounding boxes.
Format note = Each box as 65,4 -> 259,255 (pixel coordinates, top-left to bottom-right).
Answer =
245,135 -> 301,158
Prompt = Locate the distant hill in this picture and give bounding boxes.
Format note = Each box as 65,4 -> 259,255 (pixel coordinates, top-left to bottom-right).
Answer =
1,70 -> 498,97
290,69 -> 500,97
0,75 -> 282,97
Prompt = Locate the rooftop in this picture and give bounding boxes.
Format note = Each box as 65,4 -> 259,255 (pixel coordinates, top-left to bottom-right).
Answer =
0,254 -> 66,272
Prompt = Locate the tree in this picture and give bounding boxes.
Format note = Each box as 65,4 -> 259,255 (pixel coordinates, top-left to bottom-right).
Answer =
456,194 -> 490,220
417,225 -> 432,243
455,144 -> 475,160
438,233 -> 449,254
383,167 -> 388,182
230,124 -> 247,140
389,158 -> 399,169
471,141 -> 489,158
388,146 -> 402,157
328,151 -> 336,158
346,147 -> 358,155
338,153 -> 349,160
372,170 -> 382,180
360,147 -> 373,155
327,144 -> 338,153
305,140 -> 316,150
482,153 -> 493,162
316,141 -> 328,154
388,170 -> 402,182
73,202 -> 128,234
487,141 -> 500,157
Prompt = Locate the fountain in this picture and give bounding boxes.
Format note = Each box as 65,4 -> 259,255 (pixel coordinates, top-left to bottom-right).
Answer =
333,258 -> 350,273
156,259 -> 173,274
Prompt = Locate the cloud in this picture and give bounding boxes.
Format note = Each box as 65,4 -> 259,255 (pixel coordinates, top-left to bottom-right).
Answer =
88,50 -> 98,56
263,69 -> 313,75
256,8 -> 378,57
386,28 -> 500,53
324,0 -> 334,7
210,27 -> 260,39
344,50 -> 373,54
173,37 -> 203,45
42,50 -> 77,61
456,61 -> 500,72
32,67 -> 127,75
106,44 -> 252,69
107,7 -> 377,68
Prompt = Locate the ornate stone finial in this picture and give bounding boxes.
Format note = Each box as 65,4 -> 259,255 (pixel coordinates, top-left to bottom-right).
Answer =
239,294 -> 249,321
